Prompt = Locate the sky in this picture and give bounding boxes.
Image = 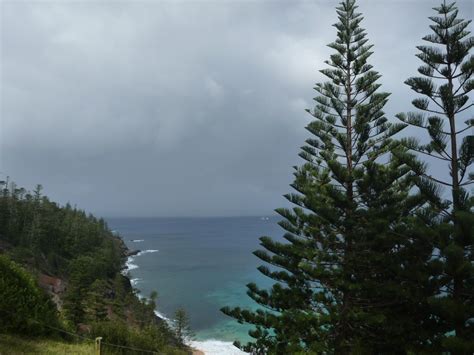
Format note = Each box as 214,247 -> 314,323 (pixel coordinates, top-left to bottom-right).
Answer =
1,0 -> 472,217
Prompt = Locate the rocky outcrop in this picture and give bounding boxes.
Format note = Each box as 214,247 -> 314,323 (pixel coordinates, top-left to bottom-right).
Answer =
37,273 -> 66,310
125,249 -> 140,257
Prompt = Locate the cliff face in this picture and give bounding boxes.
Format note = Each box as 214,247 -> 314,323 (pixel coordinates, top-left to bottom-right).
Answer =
37,273 -> 66,310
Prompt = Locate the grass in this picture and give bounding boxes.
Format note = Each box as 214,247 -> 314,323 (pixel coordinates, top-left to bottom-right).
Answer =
0,334 -> 190,354
0,334 -> 94,354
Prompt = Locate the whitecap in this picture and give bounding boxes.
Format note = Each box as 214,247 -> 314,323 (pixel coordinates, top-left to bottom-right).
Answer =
190,340 -> 245,355
137,249 -> 159,256
131,239 -> 144,242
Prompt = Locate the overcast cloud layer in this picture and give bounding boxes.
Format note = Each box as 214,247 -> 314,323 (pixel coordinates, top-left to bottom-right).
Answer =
1,0 -> 472,217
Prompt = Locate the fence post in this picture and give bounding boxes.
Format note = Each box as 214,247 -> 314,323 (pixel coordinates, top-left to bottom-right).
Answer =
95,337 -> 102,355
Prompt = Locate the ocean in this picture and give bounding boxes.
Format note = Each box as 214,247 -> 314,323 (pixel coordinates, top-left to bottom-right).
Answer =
106,216 -> 282,354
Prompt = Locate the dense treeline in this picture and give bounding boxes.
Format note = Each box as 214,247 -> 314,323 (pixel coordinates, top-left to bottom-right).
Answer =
0,179 -> 188,354
223,1 -> 473,354
0,180 -> 122,277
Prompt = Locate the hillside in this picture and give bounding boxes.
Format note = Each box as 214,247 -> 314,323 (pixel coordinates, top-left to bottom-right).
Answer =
0,180 -> 189,354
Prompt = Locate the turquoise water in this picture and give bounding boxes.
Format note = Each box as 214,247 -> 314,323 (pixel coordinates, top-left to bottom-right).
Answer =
107,217 -> 281,344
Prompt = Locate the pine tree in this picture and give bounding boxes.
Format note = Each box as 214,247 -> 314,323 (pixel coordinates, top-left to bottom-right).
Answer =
85,279 -> 109,322
222,0 -> 431,353
173,308 -> 193,346
397,1 -> 473,352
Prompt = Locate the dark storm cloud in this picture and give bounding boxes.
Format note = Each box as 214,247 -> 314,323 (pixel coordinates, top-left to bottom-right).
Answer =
1,0 -> 472,217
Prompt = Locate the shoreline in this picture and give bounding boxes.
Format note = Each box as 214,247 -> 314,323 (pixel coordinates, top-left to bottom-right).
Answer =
121,239 -> 210,354
121,237 -> 246,355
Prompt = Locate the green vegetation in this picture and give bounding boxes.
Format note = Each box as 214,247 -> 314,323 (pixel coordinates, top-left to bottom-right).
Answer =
0,255 -> 58,335
0,333 -> 188,355
0,179 -> 188,354
89,321 -> 187,354
222,0 -> 473,353
174,308 -> 194,346
0,334 -> 94,355
397,2 -> 474,352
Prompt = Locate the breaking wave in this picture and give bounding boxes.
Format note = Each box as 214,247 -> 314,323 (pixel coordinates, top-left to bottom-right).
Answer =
123,249 -> 158,274
125,259 -> 138,271
190,340 -> 245,355
137,249 -> 159,256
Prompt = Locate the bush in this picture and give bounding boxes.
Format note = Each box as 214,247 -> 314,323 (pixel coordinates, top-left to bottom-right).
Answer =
89,320 -> 184,354
0,254 -> 58,335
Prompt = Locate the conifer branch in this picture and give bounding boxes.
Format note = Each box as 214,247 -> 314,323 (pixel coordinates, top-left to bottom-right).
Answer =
455,102 -> 473,114
422,173 -> 452,187
411,147 -> 451,161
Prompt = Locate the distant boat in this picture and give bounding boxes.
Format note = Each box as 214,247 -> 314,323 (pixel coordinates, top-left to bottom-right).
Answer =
260,217 -> 269,221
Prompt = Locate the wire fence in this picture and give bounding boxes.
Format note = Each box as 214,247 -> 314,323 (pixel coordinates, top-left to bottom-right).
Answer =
0,308 -> 166,354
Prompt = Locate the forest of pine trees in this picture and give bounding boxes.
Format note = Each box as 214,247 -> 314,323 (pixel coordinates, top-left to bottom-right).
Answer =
223,0 -> 473,353
0,179 -> 188,354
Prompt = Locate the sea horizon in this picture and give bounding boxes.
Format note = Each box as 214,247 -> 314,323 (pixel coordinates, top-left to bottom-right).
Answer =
104,214 -> 279,220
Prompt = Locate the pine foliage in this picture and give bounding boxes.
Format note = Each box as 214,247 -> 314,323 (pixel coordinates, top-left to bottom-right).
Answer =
222,0 -> 431,353
397,1 -> 473,352
173,308 -> 194,346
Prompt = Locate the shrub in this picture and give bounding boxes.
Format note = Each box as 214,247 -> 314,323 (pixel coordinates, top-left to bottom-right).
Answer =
0,254 -> 58,335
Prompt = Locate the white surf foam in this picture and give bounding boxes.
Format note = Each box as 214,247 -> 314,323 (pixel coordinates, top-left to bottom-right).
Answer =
190,340 -> 245,355
123,249 -> 158,274
126,259 -> 139,270
137,249 -> 159,256
154,310 -> 172,322
131,278 -> 142,286
119,236 -> 241,355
